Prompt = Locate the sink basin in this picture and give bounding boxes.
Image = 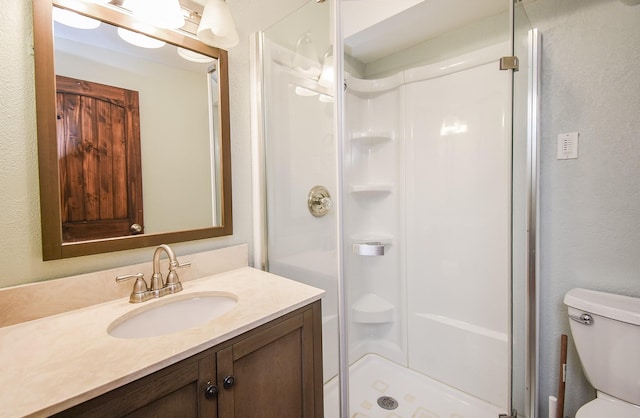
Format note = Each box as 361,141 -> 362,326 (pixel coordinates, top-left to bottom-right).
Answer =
108,292 -> 238,339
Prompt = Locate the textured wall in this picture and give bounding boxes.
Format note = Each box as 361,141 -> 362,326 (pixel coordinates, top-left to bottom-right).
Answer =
524,0 -> 640,416
0,0 -> 305,289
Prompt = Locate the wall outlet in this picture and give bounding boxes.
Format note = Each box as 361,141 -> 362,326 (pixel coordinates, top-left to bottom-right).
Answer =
557,132 -> 579,159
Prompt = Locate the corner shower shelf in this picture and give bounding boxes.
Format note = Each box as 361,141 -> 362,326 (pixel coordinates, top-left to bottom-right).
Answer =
352,293 -> 395,324
346,72 -> 404,98
351,235 -> 393,256
351,234 -> 394,247
353,242 -> 385,256
351,131 -> 393,147
350,184 -> 393,195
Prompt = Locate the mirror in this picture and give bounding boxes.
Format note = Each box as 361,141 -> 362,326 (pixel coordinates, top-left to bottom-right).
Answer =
33,0 -> 232,260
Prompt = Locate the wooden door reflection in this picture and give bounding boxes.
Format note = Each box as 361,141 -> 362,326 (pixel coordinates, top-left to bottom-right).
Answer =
55,75 -> 143,241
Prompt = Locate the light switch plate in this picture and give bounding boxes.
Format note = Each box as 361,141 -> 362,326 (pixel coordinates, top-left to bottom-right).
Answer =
557,132 -> 579,159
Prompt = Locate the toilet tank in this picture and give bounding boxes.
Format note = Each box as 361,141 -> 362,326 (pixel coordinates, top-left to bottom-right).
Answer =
564,288 -> 640,406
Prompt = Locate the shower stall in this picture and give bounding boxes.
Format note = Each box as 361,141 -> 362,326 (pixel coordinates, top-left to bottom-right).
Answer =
251,1 -> 538,417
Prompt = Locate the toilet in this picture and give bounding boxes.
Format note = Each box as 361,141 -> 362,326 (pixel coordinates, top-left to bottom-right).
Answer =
564,288 -> 640,417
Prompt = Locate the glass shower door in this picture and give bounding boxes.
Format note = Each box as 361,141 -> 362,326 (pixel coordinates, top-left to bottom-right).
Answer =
512,2 -> 539,416
254,0 -> 340,415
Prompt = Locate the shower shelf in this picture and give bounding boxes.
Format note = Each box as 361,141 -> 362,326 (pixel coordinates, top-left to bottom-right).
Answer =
351,131 -> 393,147
353,242 -> 385,256
351,236 -> 393,256
351,235 -> 394,246
346,72 -> 403,98
352,293 -> 395,324
350,184 -> 393,195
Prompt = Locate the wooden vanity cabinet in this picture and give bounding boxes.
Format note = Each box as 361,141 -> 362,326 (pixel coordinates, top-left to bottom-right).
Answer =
53,301 -> 323,418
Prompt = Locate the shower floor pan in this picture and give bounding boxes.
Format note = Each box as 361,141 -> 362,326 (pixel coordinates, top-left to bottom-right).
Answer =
324,354 -> 505,418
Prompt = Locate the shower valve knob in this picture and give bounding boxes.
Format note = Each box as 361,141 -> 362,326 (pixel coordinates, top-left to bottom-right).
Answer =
319,196 -> 333,209
307,185 -> 333,217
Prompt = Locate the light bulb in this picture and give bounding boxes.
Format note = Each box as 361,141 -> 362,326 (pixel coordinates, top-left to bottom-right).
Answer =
124,0 -> 185,29
53,8 -> 101,30
117,28 -> 166,49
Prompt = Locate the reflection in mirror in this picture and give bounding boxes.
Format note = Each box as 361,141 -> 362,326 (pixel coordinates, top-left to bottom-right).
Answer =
54,17 -> 219,236
33,0 -> 232,260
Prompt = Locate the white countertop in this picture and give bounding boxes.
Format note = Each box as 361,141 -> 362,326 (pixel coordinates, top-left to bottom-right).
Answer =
0,267 -> 324,417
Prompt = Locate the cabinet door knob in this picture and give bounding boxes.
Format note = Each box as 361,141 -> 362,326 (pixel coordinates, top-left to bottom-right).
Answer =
204,382 -> 218,399
223,375 -> 235,389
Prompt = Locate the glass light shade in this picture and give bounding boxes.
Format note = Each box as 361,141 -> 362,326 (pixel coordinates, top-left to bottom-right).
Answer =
52,8 -> 101,30
319,94 -> 333,103
177,47 -> 215,63
197,0 -> 239,49
117,28 -> 166,49
293,32 -> 320,77
318,54 -> 334,88
124,0 -> 185,29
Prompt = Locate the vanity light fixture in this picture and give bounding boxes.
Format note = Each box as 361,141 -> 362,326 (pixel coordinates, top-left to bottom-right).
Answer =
177,47 -> 215,63
52,7 -> 101,29
117,27 -> 166,48
197,0 -> 239,49
122,0 -> 185,29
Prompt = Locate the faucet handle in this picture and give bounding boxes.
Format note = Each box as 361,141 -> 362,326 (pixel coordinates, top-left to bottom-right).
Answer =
170,259 -> 191,270
116,273 -> 149,303
165,259 -> 190,294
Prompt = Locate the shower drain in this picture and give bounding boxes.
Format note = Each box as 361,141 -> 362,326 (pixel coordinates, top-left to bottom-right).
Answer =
377,395 -> 399,410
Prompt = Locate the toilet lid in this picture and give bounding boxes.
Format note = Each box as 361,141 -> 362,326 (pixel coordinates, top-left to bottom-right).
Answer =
576,396 -> 640,418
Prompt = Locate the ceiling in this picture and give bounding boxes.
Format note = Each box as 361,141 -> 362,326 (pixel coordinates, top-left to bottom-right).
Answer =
56,0 -> 509,69
343,0 -> 509,63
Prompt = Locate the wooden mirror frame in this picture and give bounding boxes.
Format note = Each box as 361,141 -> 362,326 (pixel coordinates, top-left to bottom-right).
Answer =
33,0 -> 233,260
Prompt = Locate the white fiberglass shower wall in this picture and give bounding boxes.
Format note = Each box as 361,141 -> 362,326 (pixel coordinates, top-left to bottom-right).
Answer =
343,43 -> 512,410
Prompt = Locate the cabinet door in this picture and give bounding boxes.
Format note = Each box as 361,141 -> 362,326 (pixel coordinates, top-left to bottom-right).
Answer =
217,305 -> 323,418
53,354 -> 216,418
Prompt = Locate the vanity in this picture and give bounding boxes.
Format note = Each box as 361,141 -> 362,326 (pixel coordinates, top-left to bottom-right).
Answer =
0,245 -> 325,417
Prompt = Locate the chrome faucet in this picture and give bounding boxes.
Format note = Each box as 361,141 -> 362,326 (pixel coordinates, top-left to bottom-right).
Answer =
116,244 -> 191,303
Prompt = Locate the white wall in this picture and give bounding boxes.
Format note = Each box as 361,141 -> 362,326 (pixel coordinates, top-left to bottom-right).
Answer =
0,0 -> 307,289
405,58 -> 511,409
342,43 -> 512,409
523,0 -> 640,416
